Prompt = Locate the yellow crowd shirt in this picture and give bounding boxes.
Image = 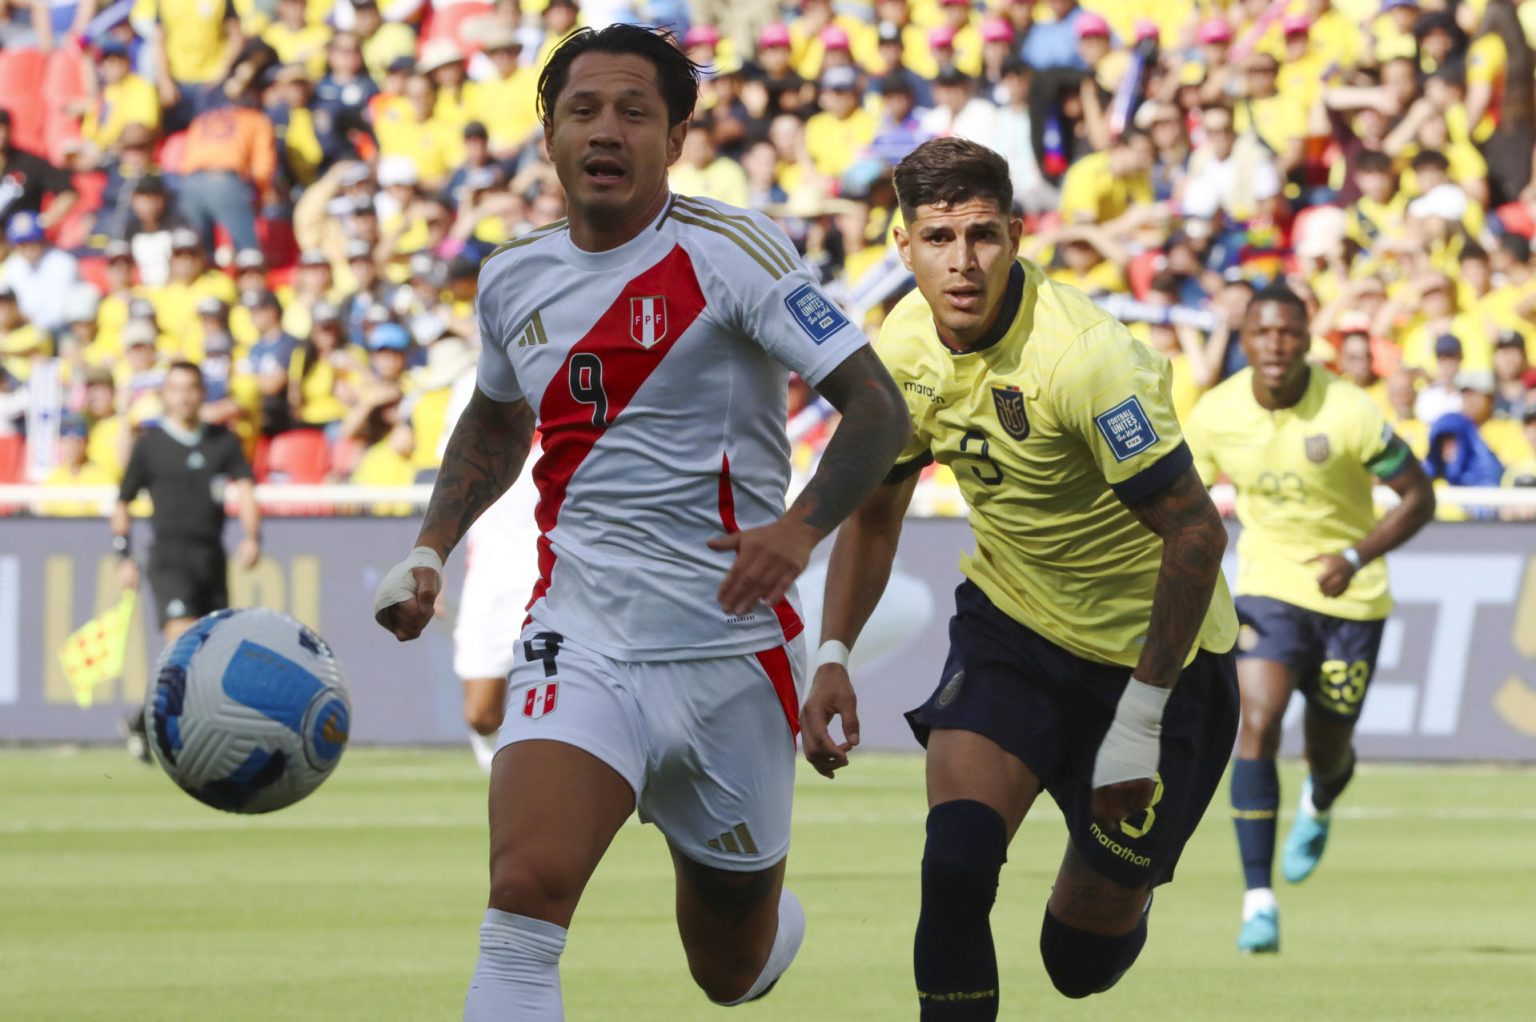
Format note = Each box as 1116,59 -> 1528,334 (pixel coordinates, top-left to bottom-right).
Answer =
1057,150 -> 1151,225
133,0 -> 232,84
1186,368 -> 1409,621
877,258 -> 1238,668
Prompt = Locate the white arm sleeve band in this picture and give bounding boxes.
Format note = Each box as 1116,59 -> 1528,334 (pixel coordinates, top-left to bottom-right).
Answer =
373,546 -> 445,627
1091,677 -> 1172,790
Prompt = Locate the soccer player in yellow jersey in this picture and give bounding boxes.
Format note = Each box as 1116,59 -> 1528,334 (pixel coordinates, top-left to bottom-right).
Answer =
802,138 -> 1240,1018
1184,286 -> 1435,955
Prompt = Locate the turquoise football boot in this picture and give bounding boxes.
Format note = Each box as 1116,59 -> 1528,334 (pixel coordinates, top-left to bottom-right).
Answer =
1282,780 -> 1332,884
1237,906 -> 1280,954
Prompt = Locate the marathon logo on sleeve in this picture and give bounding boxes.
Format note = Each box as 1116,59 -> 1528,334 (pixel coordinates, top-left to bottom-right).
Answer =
784,283 -> 849,344
1095,396 -> 1160,462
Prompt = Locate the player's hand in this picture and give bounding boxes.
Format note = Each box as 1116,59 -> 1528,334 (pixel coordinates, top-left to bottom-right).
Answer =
373,548 -> 444,642
236,536 -> 260,570
708,517 -> 821,617
1307,552 -> 1356,598
801,663 -> 861,778
1090,778 -> 1158,834
117,557 -> 140,594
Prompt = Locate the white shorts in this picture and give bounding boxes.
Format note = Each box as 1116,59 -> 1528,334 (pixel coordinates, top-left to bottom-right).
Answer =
452,550 -> 536,682
497,625 -> 806,872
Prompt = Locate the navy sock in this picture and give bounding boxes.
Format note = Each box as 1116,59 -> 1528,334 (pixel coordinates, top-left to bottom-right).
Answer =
1039,906 -> 1150,999
1310,750 -> 1356,812
914,800 -> 1007,1020
1231,758 -> 1279,890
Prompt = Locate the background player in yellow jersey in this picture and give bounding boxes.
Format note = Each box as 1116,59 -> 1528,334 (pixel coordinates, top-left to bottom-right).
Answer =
802,138 -> 1240,1019
1184,286 -> 1435,955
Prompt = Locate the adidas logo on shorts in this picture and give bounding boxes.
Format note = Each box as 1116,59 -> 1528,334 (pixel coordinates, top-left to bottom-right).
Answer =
706,823 -> 759,855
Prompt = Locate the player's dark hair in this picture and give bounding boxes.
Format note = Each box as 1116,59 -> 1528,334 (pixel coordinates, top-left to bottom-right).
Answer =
894,137 -> 1013,223
1410,148 -> 1451,173
1459,240 -> 1488,262
165,360 -> 206,388
538,24 -> 702,128
1355,150 -> 1393,175
1247,283 -> 1308,321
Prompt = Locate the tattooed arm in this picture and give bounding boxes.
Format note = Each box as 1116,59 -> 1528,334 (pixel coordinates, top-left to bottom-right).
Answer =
376,388 -> 535,641
1124,465 -> 1229,690
710,346 -> 910,615
416,387 -> 537,560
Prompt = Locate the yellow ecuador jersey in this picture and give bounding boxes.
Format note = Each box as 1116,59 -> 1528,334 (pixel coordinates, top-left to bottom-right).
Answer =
1186,368 -> 1410,622
877,259 -> 1238,668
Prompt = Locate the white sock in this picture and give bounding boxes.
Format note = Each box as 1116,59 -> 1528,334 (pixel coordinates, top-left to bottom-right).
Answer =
712,888 -> 806,1006
1300,783 -> 1329,819
469,730 -> 498,775
463,909 -> 567,1021
1243,888 -> 1277,920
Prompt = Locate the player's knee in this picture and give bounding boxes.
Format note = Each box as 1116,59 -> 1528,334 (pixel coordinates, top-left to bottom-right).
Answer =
1238,704 -> 1285,757
487,856 -> 582,924
923,800 -> 1008,895
1039,907 -> 1149,1000
464,702 -> 505,736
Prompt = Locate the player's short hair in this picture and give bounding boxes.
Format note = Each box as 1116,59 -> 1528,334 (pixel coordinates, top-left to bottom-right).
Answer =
165,360 -> 206,388
1410,148 -> 1451,173
1355,150 -> 1393,175
894,138 -> 1014,224
1247,283 -> 1309,322
1459,240 -> 1488,263
538,24 -> 702,129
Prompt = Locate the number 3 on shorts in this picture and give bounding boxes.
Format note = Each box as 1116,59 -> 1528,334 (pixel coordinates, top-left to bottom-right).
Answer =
1119,773 -> 1165,840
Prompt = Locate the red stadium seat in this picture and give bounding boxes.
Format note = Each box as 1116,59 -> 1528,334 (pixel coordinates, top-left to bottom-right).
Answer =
330,436 -> 364,478
154,131 -> 189,175
50,171 -> 107,251
43,45 -> 89,163
265,428 -> 332,484
0,433 -> 25,481
420,2 -> 496,54
0,49 -> 49,155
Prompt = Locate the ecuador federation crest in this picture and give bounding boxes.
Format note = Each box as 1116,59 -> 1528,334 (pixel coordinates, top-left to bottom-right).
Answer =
991,386 -> 1030,441
1304,434 -> 1331,464
630,296 -> 668,349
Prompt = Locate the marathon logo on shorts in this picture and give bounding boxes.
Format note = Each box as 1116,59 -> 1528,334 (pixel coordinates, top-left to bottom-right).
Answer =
522,682 -> 559,720
784,283 -> 849,344
630,296 -> 668,349
1094,396 -> 1159,463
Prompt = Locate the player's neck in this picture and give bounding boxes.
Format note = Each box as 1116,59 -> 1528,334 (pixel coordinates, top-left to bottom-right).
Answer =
1251,367 -> 1310,411
568,189 -> 671,253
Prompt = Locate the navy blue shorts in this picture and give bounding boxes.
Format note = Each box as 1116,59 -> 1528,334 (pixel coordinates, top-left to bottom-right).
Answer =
1235,595 -> 1386,721
906,581 -> 1239,889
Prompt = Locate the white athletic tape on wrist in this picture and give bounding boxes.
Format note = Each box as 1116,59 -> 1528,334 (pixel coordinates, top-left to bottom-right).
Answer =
814,640 -> 850,669
373,546 -> 444,626
1091,677 -> 1171,790
1340,547 -> 1363,572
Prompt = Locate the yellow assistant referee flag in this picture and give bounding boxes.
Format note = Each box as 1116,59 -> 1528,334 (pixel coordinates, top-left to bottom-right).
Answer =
58,593 -> 138,708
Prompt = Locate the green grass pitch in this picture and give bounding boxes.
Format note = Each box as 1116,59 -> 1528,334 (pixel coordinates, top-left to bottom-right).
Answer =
3,748 -> 1532,1020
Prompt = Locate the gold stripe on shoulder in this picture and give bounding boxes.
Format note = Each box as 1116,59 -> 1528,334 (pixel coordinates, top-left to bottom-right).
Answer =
483,220 -> 571,264
668,210 -> 784,280
673,198 -> 796,275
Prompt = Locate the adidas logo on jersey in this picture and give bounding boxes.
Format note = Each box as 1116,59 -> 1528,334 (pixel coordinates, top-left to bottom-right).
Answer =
706,823 -> 759,855
516,310 -> 550,348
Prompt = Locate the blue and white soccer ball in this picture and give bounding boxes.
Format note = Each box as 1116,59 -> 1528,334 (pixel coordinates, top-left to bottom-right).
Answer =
145,608 -> 351,814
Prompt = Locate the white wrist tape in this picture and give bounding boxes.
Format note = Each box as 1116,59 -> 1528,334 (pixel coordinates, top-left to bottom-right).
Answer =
814,640 -> 850,669
1091,678 -> 1171,790
1340,547 -> 1363,572
373,546 -> 444,626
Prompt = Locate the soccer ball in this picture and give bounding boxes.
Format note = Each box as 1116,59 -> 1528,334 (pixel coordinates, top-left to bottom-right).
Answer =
144,608 -> 351,814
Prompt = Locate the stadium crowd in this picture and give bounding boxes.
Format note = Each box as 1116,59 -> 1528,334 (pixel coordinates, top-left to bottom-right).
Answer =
3,0 -> 1536,518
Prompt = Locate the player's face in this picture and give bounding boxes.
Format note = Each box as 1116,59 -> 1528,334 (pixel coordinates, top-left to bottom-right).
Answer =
162,368 -> 206,426
545,53 -> 686,239
895,197 -> 1022,347
1240,300 -> 1310,395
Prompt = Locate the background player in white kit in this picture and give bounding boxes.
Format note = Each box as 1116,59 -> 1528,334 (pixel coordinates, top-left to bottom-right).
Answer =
373,25 -> 910,1020
440,370 -> 543,773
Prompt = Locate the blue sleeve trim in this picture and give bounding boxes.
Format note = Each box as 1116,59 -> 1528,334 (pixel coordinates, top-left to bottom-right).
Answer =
1112,441 -> 1194,506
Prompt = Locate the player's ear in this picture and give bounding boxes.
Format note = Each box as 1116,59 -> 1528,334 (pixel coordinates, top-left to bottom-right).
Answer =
1008,216 -> 1024,254
542,121 -> 555,160
666,120 -> 688,166
894,225 -> 913,270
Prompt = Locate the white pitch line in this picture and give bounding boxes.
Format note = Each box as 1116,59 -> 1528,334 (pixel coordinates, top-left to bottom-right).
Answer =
3,805 -> 1536,836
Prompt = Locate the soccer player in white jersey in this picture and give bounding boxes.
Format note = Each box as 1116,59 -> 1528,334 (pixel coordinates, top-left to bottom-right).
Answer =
441,372 -> 544,773
372,25 -> 910,1020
